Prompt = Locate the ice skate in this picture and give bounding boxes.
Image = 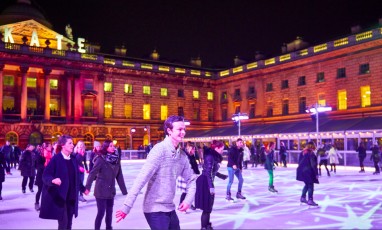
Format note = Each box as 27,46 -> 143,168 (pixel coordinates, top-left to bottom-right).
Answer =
225,193 -> 234,202
307,199 -> 319,207
300,197 -> 308,205
34,203 -> 40,211
268,186 -> 278,193
236,192 -> 246,200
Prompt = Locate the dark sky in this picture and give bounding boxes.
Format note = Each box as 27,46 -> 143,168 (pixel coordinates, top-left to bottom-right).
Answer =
2,0 -> 382,68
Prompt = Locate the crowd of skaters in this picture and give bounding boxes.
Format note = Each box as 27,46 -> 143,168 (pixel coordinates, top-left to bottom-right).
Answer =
0,115 -> 382,229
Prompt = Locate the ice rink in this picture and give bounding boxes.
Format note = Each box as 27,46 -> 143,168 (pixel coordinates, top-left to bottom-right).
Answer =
1,160 -> 382,229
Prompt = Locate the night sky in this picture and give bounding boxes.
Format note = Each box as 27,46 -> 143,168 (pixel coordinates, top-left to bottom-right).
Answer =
1,0 -> 382,68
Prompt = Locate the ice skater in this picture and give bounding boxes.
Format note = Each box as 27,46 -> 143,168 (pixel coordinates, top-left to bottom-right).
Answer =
195,140 -> 227,230
265,142 -> 278,193
296,141 -> 319,206
226,138 -> 246,201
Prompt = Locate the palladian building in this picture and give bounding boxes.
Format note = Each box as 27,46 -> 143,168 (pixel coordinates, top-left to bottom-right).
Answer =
0,0 -> 382,158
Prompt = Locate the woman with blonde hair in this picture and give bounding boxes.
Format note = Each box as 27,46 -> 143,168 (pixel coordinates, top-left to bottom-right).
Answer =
74,141 -> 88,202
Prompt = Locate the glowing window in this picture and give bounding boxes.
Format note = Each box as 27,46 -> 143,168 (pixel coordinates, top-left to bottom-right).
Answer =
361,86 -> 371,107
3,96 -> 14,111
207,92 -> 214,101
84,99 -> 93,116
143,104 -> 150,119
104,102 -> 112,118
124,84 -> 133,94
143,86 -> 151,95
124,103 -> 132,118
3,75 -> 14,86
50,98 -> 59,113
27,98 -> 37,110
27,77 -> 36,88
161,105 -> 168,120
193,90 -> 199,99
104,82 -> 113,92
338,90 -> 347,110
318,94 -> 326,106
50,79 -> 58,89
160,88 -> 168,96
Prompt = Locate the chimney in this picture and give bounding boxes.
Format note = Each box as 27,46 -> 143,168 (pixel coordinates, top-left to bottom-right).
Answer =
190,56 -> 202,67
281,43 -> 287,54
114,45 -> 127,56
255,51 -> 265,61
351,25 -> 362,34
234,56 -> 246,66
150,49 -> 160,60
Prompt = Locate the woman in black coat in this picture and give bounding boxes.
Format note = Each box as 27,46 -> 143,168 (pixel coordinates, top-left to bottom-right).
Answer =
195,140 -> 227,230
296,141 -> 319,206
19,144 -> 36,193
34,142 -> 52,211
0,150 -> 6,200
356,143 -> 367,173
84,140 -> 127,230
39,135 -> 85,230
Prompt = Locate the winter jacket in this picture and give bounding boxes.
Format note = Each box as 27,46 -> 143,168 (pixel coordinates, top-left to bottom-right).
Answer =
0,152 -> 6,183
264,149 -> 275,170
227,146 -> 244,170
296,149 -> 319,184
34,153 -> 46,187
39,153 -> 85,220
19,150 -> 36,177
328,147 -> 342,164
85,154 -> 127,199
357,146 -> 367,158
201,148 -> 226,191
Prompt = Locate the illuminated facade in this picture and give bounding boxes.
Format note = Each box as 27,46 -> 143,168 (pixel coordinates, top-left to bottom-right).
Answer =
1,1 -> 382,151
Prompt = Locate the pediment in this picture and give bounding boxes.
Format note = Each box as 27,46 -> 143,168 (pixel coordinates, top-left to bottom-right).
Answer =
0,19 -> 73,49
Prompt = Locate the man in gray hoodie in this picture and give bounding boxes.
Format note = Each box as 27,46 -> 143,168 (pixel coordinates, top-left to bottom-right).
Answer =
116,115 -> 197,230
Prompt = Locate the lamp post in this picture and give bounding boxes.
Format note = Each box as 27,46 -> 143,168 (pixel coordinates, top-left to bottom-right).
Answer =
232,112 -> 249,136
305,103 -> 332,145
130,127 -> 136,150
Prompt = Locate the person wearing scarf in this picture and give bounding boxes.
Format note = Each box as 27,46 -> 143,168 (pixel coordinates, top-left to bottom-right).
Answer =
84,140 -> 127,230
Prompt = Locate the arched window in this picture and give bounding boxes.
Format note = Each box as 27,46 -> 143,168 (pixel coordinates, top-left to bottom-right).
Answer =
84,133 -> 94,150
29,132 -> 43,146
6,132 -> 18,145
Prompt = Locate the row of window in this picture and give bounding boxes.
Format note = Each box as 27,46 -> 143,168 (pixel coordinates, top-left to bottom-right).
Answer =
104,82 -> 214,100
4,76 -> 59,89
3,76 -> 216,101
264,64 -> 370,92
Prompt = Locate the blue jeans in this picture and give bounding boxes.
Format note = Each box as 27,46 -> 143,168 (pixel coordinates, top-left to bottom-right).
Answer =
144,211 -> 180,230
226,167 -> 244,194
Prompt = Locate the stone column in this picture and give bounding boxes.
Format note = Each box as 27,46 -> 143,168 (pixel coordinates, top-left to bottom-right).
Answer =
43,68 -> 52,122
73,72 -> 82,124
65,72 -> 73,123
0,63 -> 5,121
97,74 -> 105,123
20,65 -> 29,122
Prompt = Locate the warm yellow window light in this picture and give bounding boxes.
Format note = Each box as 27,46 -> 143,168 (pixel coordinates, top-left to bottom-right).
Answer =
104,82 -> 113,92
27,77 -> 36,88
338,90 -> 347,110
143,104 -> 150,119
124,84 -> 133,94
161,88 -> 168,96
207,92 -> 214,100
104,102 -> 112,118
161,105 -> 168,120
361,86 -> 371,107
143,86 -> 151,95
193,90 -> 199,99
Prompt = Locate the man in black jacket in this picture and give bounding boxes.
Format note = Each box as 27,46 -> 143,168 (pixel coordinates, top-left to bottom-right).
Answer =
226,138 -> 246,202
